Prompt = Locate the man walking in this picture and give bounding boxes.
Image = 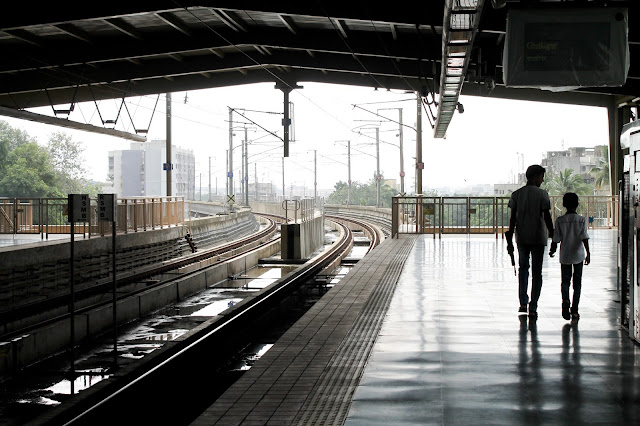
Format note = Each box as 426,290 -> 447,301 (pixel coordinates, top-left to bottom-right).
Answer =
506,165 -> 554,320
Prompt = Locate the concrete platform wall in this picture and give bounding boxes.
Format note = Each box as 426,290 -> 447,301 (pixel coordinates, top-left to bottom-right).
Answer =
1,210 -> 256,271
281,215 -> 324,259
0,237 -> 281,378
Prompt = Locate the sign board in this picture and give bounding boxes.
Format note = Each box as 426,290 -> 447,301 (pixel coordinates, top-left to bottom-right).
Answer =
503,8 -> 629,89
98,194 -> 117,222
69,194 -> 90,223
227,194 -> 235,204
227,171 -> 234,178
417,163 -> 424,170
424,203 -> 435,216
400,171 -> 405,177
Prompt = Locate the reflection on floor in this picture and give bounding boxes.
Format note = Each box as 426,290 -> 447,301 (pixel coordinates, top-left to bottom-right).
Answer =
346,230 -> 640,425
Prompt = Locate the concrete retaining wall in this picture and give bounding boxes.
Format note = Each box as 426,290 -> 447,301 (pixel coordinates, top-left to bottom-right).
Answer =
0,237 -> 281,378
1,209 -> 255,271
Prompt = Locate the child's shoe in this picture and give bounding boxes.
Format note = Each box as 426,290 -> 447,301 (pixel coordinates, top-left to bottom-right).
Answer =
571,308 -> 580,321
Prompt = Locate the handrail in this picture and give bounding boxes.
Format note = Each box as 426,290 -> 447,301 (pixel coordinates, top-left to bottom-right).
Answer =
0,196 -> 185,238
392,195 -> 618,239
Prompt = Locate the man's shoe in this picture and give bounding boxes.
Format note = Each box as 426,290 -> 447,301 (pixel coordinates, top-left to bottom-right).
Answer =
571,311 -> 580,321
562,302 -> 571,320
519,305 -> 527,313
529,311 -> 538,320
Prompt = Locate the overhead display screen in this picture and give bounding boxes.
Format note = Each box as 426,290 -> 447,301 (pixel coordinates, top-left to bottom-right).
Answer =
523,23 -> 610,72
503,8 -> 628,90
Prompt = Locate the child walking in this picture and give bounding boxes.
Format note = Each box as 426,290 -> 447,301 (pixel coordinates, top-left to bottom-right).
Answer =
549,192 -> 590,321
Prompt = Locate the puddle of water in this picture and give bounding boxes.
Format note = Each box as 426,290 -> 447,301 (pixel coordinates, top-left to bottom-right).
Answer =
230,343 -> 274,372
349,246 -> 369,257
118,344 -> 163,360
41,368 -> 111,397
16,395 -> 61,406
189,298 -> 244,316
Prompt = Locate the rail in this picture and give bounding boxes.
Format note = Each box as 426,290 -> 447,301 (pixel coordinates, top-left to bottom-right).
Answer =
39,220 -> 354,426
391,195 -> 618,238
0,196 -> 184,238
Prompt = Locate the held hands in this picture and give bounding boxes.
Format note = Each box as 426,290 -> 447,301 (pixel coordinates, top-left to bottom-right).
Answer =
549,242 -> 558,257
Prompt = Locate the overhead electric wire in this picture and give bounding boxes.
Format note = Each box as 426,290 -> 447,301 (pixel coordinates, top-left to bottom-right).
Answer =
172,0 -> 357,134
366,9 -> 419,93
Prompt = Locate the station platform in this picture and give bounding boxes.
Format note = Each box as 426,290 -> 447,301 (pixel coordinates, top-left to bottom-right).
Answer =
0,233 -> 71,247
193,229 -> 640,425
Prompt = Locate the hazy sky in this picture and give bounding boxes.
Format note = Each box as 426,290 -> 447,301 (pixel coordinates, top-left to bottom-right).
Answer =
1,82 -> 609,193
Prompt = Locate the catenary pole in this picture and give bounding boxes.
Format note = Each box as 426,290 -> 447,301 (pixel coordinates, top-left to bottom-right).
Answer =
416,91 -> 423,195
166,93 -> 172,196
348,141 -> 352,205
376,127 -> 381,207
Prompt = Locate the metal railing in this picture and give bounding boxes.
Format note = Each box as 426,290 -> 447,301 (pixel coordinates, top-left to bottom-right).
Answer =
281,199 -> 317,223
0,196 -> 184,239
392,195 -> 618,238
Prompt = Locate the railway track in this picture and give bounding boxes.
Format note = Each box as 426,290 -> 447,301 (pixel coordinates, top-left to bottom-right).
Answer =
2,213 -> 384,426
0,217 -> 280,343
23,216 -> 361,426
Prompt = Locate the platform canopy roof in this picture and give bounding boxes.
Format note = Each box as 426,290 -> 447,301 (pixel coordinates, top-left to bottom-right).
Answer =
0,0 -> 638,138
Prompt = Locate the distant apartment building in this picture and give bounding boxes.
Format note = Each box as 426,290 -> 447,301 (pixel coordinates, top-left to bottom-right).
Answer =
494,183 -> 521,196
107,139 -> 195,198
248,182 -> 277,201
540,145 -> 607,187
383,178 -> 400,192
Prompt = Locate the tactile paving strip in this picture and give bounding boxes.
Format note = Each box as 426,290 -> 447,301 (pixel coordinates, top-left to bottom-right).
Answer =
192,235 -> 417,426
293,236 -> 417,425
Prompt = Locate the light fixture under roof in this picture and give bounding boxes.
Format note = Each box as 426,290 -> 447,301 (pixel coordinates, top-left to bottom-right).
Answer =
434,0 -> 485,138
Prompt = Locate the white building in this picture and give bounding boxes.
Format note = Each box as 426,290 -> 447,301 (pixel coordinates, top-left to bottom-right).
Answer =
540,145 -> 607,188
107,139 -> 195,198
494,183 -> 521,196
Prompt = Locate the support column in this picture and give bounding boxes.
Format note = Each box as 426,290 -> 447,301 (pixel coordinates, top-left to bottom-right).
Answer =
166,93 -> 172,196
245,127 -> 249,206
275,81 -> 303,158
399,108 -> 405,194
348,141 -> 352,205
376,127 -> 381,208
228,108 -> 234,200
416,91 -> 423,195
608,97 -> 632,196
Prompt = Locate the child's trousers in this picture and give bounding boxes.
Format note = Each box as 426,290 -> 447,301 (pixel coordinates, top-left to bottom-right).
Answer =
561,262 -> 583,311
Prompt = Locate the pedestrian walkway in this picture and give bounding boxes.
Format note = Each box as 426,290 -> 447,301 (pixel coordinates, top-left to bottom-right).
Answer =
193,229 -> 640,425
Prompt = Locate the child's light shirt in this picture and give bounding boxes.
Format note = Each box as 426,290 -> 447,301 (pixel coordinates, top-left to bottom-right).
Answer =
552,212 -> 589,264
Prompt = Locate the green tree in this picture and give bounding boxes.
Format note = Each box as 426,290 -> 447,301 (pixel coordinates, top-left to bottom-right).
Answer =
0,143 -> 60,197
0,122 -> 100,198
542,169 -> 593,196
0,120 -> 36,177
590,145 -> 610,192
327,178 -> 398,207
47,131 -> 100,195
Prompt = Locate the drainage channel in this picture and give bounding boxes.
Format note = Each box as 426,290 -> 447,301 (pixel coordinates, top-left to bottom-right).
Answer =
0,228 -> 368,426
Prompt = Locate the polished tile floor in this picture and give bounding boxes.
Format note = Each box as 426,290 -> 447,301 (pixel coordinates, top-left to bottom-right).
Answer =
345,230 -> 640,425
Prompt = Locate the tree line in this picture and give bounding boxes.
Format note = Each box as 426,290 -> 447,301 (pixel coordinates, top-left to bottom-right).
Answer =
0,120 -> 100,198
326,176 -> 399,208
